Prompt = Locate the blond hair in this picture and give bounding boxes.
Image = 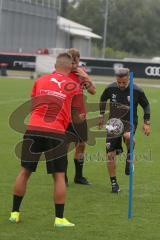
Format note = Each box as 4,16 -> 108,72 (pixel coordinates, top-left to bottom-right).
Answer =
67,48 -> 80,62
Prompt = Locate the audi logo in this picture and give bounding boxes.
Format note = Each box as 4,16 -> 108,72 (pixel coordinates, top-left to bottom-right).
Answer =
145,66 -> 160,77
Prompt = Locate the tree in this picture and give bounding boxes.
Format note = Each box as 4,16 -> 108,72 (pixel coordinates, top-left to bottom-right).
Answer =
107,0 -> 160,56
66,0 -> 104,35
66,0 -> 160,57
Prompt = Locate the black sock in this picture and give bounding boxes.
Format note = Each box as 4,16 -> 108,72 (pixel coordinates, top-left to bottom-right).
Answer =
74,158 -> 84,178
127,145 -> 135,159
110,176 -> 117,185
12,195 -> 23,212
126,149 -> 130,162
55,204 -> 64,218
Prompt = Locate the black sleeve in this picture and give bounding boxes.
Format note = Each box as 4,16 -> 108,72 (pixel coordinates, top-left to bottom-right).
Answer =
138,90 -> 150,121
99,87 -> 110,115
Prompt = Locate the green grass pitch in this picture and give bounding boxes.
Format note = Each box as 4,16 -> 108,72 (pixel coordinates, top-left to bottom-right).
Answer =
0,77 -> 159,240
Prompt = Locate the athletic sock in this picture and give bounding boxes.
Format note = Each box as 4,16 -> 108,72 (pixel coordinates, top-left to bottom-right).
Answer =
12,195 -> 23,212
74,158 -> 84,179
127,145 -> 135,160
110,176 -> 117,185
55,204 -> 64,218
126,149 -> 131,164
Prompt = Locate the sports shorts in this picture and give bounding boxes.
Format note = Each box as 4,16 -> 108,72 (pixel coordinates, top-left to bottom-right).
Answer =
21,130 -> 67,174
66,120 -> 88,143
106,121 -> 137,155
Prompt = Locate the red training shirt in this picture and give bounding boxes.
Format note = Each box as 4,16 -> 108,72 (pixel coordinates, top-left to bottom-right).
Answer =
28,72 -> 81,134
68,71 -> 86,117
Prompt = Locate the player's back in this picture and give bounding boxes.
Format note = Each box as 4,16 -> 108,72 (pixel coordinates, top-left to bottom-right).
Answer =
28,72 -> 79,133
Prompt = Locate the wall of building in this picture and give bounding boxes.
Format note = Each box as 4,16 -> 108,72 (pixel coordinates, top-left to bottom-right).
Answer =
14,0 -> 61,9
72,36 -> 91,57
55,29 -> 91,56
56,29 -> 70,49
0,0 -> 97,56
0,0 -> 57,52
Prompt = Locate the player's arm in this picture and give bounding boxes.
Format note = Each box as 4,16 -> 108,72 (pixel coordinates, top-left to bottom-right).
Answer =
30,80 -> 38,112
31,80 -> 37,97
138,89 -> 151,136
71,93 -> 85,124
76,67 -> 96,95
71,107 -> 85,124
98,87 -> 110,129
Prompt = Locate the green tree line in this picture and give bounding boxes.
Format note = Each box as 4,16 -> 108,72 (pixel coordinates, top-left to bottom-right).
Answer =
65,0 -> 160,58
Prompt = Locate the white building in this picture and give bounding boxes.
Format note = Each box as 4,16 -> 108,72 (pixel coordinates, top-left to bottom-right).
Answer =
0,0 -> 101,57
57,16 -> 102,57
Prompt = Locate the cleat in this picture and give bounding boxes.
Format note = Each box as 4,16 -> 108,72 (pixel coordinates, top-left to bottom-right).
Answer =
111,183 -> 120,193
74,176 -> 91,185
54,217 -> 75,227
9,211 -> 20,223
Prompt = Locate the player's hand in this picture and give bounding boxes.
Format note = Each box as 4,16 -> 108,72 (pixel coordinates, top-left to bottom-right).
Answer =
98,116 -> 105,129
71,108 -> 86,124
76,67 -> 90,80
79,113 -> 86,122
143,123 -> 151,136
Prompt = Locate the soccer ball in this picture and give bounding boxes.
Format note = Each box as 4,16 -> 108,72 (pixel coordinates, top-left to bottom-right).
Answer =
106,118 -> 124,137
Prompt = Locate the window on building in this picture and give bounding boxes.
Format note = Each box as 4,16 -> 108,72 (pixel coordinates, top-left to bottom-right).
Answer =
13,0 -> 61,9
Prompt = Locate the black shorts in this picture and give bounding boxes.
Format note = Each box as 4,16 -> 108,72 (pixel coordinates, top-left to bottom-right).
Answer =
106,136 -> 123,155
66,120 -> 88,143
21,130 -> 67,174
106,122 -> 137,155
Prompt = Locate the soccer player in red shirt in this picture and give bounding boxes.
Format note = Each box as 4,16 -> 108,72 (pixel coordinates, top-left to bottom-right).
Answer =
9,53 -> 81,227
66,48 -> 96,185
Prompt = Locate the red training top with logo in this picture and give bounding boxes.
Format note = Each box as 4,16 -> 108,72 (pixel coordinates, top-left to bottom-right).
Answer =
68,71 -> 86,117
28,72 -> 81,133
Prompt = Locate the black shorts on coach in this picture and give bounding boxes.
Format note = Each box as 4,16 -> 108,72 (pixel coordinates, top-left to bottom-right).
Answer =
21,130 -> 67,174
106,121 -> 137,155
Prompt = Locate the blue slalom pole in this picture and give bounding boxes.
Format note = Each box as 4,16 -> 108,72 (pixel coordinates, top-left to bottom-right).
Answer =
128,72 -> 134,219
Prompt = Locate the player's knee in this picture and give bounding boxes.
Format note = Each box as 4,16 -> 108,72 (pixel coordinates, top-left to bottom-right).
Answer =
124,132 -> 136,146
20,167 -> 31,179
124,132 -> 130,141
107,152 -> 115,163
54,172 -> 65,182
76,142 -> 86,152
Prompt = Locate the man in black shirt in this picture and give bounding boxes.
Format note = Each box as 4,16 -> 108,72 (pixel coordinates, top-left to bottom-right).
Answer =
98,68 -> 151,193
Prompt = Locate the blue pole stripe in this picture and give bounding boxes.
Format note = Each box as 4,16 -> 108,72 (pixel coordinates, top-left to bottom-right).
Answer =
128,72 -> 134,219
